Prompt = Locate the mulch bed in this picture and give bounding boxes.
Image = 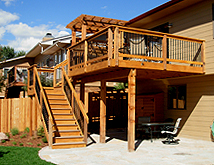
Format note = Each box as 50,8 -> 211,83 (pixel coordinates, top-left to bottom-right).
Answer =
0,132 -> 48,148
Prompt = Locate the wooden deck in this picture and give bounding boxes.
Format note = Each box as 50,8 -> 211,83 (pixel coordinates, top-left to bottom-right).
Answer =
67,25 -> 205,82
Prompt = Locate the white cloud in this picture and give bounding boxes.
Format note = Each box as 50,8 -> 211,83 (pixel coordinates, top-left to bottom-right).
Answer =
5,22 -> 70,51
0,27 -> 5,39
7,37 -> 40,51
58,31 -> 70,37
101,6 -> 107,9
6,22 -> 49,38
1,0 -> 15,7
0,9 -> 19,26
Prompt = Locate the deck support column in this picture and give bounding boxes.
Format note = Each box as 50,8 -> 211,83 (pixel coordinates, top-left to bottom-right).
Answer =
80,81 -> 88,143
100,80 -> 106,143
128,69 -> 136,152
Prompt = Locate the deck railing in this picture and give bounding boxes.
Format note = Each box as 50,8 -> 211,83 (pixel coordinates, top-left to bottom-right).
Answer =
69,25 -> 205,71
27,65 -> 54,147
61,66 -> 89,142
27,59 -> 89,143
7,66 -> 28,85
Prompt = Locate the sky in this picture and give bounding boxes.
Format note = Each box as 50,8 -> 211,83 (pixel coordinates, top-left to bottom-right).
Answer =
0,0 -> 169,52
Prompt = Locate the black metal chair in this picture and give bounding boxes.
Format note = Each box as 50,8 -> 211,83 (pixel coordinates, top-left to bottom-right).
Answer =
161,118 -> 182,144
136,116 -> 151,138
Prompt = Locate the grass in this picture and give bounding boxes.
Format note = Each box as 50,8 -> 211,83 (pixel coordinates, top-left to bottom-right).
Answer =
0,146 -> 54,165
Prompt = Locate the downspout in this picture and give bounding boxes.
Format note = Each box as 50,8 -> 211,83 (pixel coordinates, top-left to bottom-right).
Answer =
56,43 -> 67,61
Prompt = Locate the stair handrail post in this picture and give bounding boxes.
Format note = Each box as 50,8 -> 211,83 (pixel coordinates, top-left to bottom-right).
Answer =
48,116 -> 53,148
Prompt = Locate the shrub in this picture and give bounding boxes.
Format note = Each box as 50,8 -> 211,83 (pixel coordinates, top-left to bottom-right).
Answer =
11,127 -> 19,136
12,141 -> 17,145
27,142 -> 33,145
19,143 -> 23,146
42,136 -> 48,143
24,127 -> 30,133
20,133 -> 27,138
37,143 -> 41,146
37,126 -> 45,137
2,139 -> 6,143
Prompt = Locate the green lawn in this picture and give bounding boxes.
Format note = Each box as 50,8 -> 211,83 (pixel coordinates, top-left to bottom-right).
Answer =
0,146 -> 55,165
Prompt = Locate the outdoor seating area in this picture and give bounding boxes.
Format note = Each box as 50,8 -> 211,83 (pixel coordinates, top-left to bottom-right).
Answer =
39,134 -> 214,164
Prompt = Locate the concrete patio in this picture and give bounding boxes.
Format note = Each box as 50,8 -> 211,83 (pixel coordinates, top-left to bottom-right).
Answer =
39,134 -> 214,165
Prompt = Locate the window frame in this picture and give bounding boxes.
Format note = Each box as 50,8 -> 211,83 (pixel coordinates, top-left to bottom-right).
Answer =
168,85 -> 186,110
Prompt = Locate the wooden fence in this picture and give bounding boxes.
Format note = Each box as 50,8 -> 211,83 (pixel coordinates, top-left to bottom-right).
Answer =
0,97 -> 42,134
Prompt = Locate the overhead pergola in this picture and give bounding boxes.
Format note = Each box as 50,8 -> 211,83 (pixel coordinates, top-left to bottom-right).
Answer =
66,14 -> 127,44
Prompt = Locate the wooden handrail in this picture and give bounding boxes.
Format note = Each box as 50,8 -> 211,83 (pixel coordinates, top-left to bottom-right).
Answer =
54,59 -> 68,70
62,67 -> 89,123
33,67 -> 54,122
32,66 -> 54,144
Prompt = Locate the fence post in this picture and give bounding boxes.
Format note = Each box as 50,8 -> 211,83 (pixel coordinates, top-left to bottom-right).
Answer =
29,97 -> 33,136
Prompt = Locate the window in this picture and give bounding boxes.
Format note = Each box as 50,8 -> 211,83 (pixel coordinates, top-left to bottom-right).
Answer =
168,85 -> 186,110
3,68 -> 9,78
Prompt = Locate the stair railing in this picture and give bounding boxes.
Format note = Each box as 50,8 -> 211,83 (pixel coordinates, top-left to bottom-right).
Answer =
27,65 -> 54,148
61,66 -> 89,142
52,59 -> 89,143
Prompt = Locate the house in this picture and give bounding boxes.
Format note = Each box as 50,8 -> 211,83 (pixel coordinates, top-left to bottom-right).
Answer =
0,33 -> 72,98
27,0 -> 214,152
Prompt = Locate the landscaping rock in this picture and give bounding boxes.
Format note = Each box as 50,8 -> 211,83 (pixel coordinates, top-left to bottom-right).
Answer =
0,132 -> 9,142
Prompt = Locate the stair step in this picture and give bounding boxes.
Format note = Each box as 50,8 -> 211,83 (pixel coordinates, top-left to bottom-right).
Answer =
51,108 -> 71,110
54,136 -> 83,139
52,141 -> 86,149
52,109 -> 71,114
55,119 -> 76,125
50,104 -> 70,109
53,141 -> 85,145
53,130 -> 80,133
53,130 -> 81,136
53,114 -> 74,119
54,136 -> 84,143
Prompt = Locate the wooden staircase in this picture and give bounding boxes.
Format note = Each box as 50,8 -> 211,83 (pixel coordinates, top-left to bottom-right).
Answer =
45,87 -> 86,149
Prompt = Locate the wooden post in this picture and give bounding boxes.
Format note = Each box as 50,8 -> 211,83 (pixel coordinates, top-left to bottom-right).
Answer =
29,97 -> 33,136
34,97 -> 37,137
8,99 -> 11,132
72,31 -> 76,46
67,50 -> 71,77
162,35 -> 167,70
201,41 -> 205,73
108,28 -> 113,66
48,117 -> 52,148
84,40 -> 88,71
82,24 -> 87,40
128,69 -> 136,152
100,80 -> 106,143
84,119 -> 88,143
14,66 -> 17,82
114,27 -> 119,66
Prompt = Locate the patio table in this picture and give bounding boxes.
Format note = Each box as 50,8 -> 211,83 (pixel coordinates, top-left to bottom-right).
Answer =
141,122 -> 174,142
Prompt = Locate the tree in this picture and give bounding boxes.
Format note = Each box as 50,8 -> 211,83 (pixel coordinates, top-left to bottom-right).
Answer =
16,50 -> 26,57
0,45 -> 26,61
